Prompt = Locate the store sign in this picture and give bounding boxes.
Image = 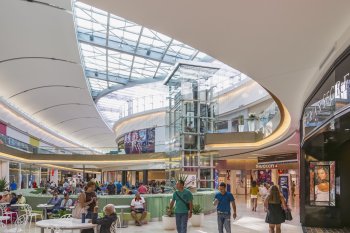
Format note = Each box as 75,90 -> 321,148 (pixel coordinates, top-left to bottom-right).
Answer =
304,73 -> 350,125
303,53 -> 350,138
256,164 -> 278,169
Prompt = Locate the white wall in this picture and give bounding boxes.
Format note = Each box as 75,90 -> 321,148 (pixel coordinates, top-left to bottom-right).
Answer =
217,80 -> 269,115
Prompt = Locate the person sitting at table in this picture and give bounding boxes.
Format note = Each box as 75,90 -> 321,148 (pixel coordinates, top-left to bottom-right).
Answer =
47,192 -> 62,215
9,192 -> 17,204
60,193 -> 73,210
82,204 -> 117,233
130,192 -> 147,226
16,193 -> 26,204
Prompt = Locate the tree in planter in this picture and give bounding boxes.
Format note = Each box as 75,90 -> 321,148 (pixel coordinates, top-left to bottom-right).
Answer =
237,115 -> 245,132
163,205 -> 176,230
247,113 -> 258,131
191,204 -> 204,227
0,177 -> 9,192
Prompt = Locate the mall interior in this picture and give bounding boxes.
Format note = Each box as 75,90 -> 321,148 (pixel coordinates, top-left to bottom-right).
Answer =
0,0 -> 350,232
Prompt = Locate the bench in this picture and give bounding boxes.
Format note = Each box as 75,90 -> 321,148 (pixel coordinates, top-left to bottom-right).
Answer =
122,212 -> 151,224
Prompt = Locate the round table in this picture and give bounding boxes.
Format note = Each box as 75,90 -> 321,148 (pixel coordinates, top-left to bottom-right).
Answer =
36,218 -> 97,233
114,205 -> 130,228
37,204 -> 54,220
0,216 -> 10,221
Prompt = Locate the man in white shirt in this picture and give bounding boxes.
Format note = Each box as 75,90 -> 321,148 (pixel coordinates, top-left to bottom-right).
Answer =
60,193 -> 73,210
130,192 -> 147,226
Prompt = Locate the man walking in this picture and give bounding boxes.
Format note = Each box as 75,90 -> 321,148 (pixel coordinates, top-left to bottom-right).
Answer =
214,182 -> 237,233
169,180 -> 193,233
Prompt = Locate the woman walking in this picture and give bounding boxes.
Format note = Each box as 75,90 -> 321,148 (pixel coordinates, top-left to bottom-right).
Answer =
264,185 -> 287,233
250,181 -> 259,211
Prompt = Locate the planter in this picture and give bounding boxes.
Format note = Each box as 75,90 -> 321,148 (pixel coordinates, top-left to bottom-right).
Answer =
247,120 -> 256,131
238,125 -> 245,132
162,215 -> 176,230
190,213 -> 204,227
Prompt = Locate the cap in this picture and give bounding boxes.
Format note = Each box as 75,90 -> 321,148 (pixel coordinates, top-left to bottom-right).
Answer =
3,191 -> 9,195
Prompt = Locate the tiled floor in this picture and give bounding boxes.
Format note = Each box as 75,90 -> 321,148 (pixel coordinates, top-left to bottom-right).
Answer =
4,195 -> 303,233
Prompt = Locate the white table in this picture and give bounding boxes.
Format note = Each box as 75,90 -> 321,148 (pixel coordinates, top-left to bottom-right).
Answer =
36,218 -> 97,233
0,216 -> 10,221
37,204 -> 54,220
114,205 -> 130,228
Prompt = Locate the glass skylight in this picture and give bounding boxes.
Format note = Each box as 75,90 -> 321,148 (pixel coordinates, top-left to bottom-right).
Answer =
73,1 -> 249,127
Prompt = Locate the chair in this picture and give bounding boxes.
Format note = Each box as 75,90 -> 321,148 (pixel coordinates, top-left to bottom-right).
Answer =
0,205 -> 18,224
110,217 -> 122,233
24,204 -> 42,225
2,214 -> 28,233
0,221 -> 6,229
46,226 -> 62,233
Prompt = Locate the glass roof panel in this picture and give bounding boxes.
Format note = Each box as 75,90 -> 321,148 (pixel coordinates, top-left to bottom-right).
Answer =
74,1 -> 250,127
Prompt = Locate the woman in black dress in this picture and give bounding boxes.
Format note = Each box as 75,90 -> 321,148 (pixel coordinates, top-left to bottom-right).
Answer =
264,185 -> 287,233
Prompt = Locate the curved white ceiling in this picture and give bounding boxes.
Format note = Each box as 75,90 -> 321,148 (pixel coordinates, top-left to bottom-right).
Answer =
81,0 -> 350,145
0,0 -> 116,150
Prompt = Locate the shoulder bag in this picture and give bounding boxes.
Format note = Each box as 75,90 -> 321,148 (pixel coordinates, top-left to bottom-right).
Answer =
175,191 -> 190,210
72,192 -> 88,219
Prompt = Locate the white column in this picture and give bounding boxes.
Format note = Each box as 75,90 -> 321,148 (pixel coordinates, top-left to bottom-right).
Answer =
50,169 -> 58,185
0,161 -> 10,183
38,167 -> 41,187
95,173 -> 102,183
18,163 -> 22,190
230,170 -> 236,194
131,171 -> 136,186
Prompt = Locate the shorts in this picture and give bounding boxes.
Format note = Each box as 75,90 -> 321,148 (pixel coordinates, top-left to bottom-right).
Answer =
134,208 -> 145,213
251,195 -> 258,199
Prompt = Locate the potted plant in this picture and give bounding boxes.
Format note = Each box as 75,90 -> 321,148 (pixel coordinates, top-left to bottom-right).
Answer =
0,177 -> 8,192
238,115 -> 245,132
190,204 -> 204,227
162,205 -> 176,230
247,113 -> 258,131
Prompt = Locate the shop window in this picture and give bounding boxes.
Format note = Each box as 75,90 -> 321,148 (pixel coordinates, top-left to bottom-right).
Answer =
309,161 -> 336,206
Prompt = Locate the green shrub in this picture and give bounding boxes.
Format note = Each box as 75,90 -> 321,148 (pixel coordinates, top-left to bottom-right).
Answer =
192,204 -> 202,215
0,177 -> 8,192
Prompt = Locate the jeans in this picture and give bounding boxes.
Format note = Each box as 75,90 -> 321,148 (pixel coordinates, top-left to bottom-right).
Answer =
175,213 -> 188,233
217,213 -> 231,233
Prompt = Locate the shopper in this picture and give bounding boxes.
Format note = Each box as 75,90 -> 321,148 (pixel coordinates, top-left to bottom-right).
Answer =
264,185 -> 287,233
78,181 -> 97,218
213,182 -> 237,233
106,182 -> 116,195
169,180 -> 193,233
250,180 -> 259,212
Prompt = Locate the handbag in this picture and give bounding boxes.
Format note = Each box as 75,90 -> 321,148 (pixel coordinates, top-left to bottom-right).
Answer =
284,208 -> 293,221
72,192 -> 88,219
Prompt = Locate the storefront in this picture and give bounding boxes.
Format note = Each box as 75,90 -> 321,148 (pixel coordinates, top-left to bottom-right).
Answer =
216,157 -> 298,195
301,47 -> 350,228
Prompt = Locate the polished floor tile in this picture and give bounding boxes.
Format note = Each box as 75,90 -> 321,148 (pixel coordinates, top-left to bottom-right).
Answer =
4,195 -> 302,233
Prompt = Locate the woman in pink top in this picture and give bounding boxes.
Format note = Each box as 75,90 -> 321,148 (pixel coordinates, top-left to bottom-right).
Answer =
138,183 -> 148,194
